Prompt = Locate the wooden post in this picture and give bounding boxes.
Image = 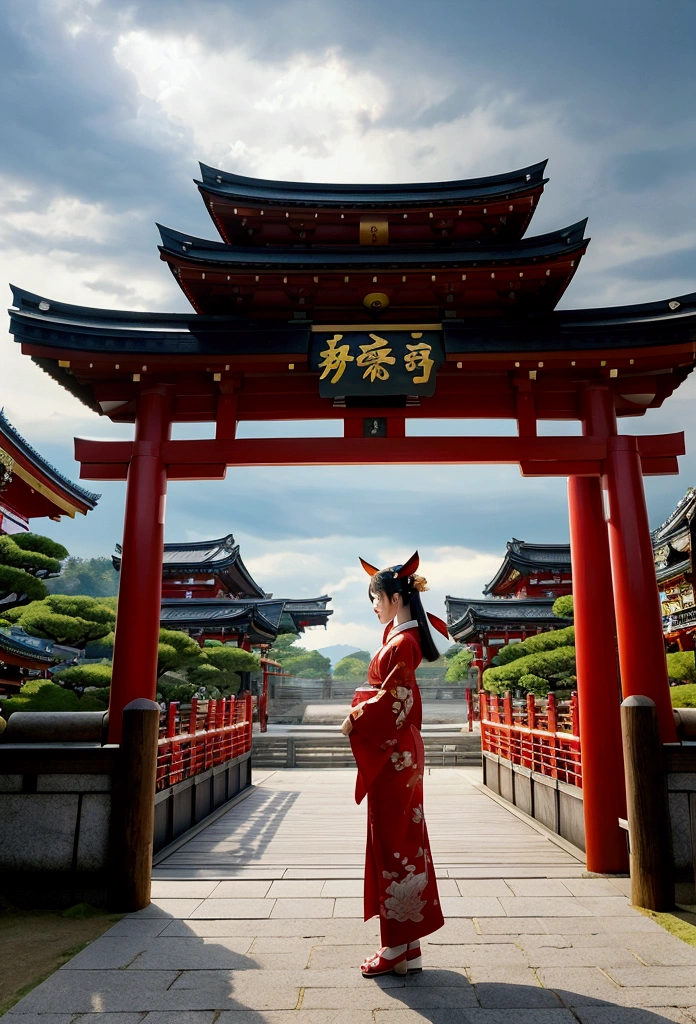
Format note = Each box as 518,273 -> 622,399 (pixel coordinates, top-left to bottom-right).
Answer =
620,695 -> 673,910
466,687 -> 474,733
108,698 -> 160,913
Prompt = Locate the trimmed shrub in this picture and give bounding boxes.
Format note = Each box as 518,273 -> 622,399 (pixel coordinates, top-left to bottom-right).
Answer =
483,645 -> 576,695
0,679 -> 108,716
445,649 -> 474,682
495,626 -> 575,666
666,651 -> 696,684
54,663 -> 112,690
552,595 -> 574,619
670,683 -> 696,708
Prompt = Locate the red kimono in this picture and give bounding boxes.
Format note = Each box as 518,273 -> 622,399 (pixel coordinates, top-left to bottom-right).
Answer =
349,620 -> 445,946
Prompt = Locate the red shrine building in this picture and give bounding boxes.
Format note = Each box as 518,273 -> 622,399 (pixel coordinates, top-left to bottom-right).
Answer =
0,409 -> 99,688
483,539 -> 572,599
112,533 -> 332,648
8,156 -> 696,875
652,489 -> 696,651
446,540 -> 573,685
0,409 -> 98,535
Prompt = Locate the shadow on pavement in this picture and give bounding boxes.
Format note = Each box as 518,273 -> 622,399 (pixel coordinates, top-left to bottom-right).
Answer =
7,914 -> 689,1022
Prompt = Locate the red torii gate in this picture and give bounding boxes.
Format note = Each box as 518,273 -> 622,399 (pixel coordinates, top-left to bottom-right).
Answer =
8,159 -> 696,879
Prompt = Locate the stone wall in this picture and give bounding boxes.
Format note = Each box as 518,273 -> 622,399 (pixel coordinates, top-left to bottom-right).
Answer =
482,751 -> 585,852
0,745 -> 117,908
0,712 -> 252,907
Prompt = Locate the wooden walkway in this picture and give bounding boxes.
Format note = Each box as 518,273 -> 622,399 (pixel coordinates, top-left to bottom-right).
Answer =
154,766 -> 585,880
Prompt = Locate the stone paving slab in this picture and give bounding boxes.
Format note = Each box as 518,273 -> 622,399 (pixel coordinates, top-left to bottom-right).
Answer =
8,768 -> 696,1022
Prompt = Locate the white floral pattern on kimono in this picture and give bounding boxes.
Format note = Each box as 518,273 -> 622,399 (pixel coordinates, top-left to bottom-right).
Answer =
391,750 -> 413,771
391,685 -> 414,729
384,869 -> 428,922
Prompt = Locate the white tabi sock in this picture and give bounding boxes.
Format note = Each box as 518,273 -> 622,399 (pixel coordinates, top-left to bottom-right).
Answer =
383,943 -> 407,958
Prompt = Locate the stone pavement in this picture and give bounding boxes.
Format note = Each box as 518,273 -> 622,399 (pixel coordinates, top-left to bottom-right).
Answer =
6,768 -> 696,1023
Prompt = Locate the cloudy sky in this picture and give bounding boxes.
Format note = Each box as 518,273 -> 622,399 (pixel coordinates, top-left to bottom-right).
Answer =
2,0 -> 696,653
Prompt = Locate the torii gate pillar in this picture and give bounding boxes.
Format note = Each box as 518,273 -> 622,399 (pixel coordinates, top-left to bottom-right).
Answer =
605,434 -> 677,741
568,385 -> 627,872
108,387 -> 171,743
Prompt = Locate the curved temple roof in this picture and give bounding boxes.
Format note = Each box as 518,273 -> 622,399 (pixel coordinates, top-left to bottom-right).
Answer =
113,533 -> 267,600
483,539 -> 572,595
0,408 -> 99,522
0,626 -> 55,667
160,598 -> 285,644
196,160 -> 549,208
445,596 -> 571,642
157,220 -> 588,270
13,283 -> 696,350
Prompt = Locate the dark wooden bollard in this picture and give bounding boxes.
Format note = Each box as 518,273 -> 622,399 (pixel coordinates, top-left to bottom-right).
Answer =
620,695 -> 674,911
107,698 -> 160,913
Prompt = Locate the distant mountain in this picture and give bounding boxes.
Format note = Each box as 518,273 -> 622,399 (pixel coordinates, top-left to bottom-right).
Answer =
315,644 -> 361,667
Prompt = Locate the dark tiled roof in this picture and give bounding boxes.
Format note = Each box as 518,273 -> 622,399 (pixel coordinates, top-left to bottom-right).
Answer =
196,160 -> 549,208
483,538 -> 571,594
160,598 -> 285,643
445,596 -> 570,642
113,534 -> 267,599
652,488 -> 696,547
0,409 -> 100,508
157,220 -> 589,270
0,627 -> 55,665
656,557 -> 691,586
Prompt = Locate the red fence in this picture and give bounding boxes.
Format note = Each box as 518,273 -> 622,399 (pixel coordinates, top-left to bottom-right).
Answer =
480,691 -> 582,787
156,695 -> 252,791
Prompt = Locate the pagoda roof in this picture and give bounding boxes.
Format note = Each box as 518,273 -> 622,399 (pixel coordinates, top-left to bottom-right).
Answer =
112,533 -> 267,599
445,596 -> 570,643
158,220 -> 588,270
196,160 -> 549,209
0,408 -> 99,524
160,597 -> 285,644
158,220 -> 586,317
483,538 -> 572,595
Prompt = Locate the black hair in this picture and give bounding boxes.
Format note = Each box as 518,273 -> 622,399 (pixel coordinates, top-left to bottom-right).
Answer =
369,567 -> 440,662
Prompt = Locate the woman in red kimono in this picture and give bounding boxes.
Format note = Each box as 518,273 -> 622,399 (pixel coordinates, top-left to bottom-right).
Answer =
341,551 -> 446,977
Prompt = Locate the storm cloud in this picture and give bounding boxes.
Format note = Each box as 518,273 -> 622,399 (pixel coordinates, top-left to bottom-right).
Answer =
1,0 -> 695,649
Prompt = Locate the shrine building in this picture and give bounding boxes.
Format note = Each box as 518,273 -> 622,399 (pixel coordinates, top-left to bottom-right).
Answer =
112,532 -> 332,648
8,155 -> 696,875
113,534 -> 267,601
483,538 -> 572,599
0,409 -> 99,688
0,409 -> 98,535
652,488 -> 696,651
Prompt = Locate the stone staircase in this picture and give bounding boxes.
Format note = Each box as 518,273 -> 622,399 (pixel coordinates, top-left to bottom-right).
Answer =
252,729 -> 481,769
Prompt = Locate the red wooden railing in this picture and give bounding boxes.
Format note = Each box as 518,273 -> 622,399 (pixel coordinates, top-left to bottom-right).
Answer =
480,691 -> 582,787
156,695 -> 252,791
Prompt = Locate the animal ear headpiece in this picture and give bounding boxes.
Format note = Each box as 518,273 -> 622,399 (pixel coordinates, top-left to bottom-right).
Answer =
359,551 -> 419,581
359,551 -> 450,655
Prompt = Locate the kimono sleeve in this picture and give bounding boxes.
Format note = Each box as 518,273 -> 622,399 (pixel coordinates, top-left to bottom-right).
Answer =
349,636 -> 416,745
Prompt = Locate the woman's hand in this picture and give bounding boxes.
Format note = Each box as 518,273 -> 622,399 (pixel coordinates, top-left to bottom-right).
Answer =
340,715 -> 353,736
